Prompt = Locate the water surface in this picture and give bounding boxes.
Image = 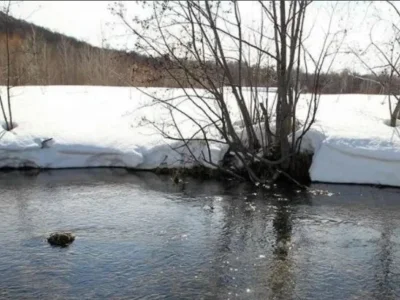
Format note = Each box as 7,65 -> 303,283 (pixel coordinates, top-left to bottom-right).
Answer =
0,169 -> 400,299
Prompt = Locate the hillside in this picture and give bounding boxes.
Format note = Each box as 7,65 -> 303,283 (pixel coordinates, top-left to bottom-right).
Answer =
0,11 -> 93,47
0,11 -> 392,93
0,11 -> 171,86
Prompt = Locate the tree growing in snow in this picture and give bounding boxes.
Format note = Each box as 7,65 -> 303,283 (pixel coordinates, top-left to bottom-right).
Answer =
0,1 -> 15,130
112,0 -> 345,184
352,1 -> 400,127
0,0 -> 39,130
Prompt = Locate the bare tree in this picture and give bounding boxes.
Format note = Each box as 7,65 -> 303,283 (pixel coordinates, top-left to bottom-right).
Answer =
0,1 -> 44,129
0,0 -> 16,130
351,1 -> 400,127
112,0 -> 344,184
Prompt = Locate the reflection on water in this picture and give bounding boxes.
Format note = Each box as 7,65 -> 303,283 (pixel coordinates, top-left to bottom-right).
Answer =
0,169 -> 400,299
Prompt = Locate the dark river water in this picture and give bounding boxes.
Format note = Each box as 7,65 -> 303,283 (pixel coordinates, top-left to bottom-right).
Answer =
0,169 -> 400,300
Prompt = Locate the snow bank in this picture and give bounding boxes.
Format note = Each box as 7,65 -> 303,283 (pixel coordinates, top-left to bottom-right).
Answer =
0,86 -> 228,170
301,94 -> 400,186
1,86 -> 400,187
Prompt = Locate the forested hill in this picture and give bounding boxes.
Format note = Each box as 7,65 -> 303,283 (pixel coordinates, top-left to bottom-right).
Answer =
0,11 -> 388,93
0,11 -> 169,87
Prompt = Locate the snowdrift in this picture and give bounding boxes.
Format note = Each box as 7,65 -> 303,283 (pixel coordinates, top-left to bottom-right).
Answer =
0,86 -> 231,170
302,94 -> 400,186
0,86 -> 399,187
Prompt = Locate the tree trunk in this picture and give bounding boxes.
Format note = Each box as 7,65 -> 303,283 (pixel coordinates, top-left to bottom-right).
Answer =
391,100 -> 400,126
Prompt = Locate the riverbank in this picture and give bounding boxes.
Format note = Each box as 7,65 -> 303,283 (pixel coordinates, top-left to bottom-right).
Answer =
0,86 -> 399,186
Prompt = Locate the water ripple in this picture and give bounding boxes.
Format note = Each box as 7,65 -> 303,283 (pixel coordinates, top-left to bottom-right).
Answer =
0,170 -> 399,299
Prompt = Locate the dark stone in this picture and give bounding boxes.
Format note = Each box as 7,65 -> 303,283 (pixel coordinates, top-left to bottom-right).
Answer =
47,232 -> 75,247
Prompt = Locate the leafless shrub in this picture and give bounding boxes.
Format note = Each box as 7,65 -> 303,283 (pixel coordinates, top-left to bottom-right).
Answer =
112,0 -> 345,184
351,1 -> 400,127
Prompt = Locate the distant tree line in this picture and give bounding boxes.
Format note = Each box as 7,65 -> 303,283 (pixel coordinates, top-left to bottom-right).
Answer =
0,11 -> 397,94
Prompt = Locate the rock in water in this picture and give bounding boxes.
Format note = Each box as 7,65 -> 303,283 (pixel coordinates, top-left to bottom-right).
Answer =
47,232 -> 75,247
203,204 -> 214,211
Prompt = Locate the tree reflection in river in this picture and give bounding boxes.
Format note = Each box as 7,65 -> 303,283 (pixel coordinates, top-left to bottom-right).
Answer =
372,190 -> 396,300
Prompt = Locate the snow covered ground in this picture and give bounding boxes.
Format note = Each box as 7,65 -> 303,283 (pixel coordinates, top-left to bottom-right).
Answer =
300,94 -> 400,187
0,86 -> 237,170
0,86 -> 399,187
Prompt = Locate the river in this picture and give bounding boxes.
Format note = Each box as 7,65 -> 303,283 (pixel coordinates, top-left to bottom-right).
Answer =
0,169 -> 399,299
